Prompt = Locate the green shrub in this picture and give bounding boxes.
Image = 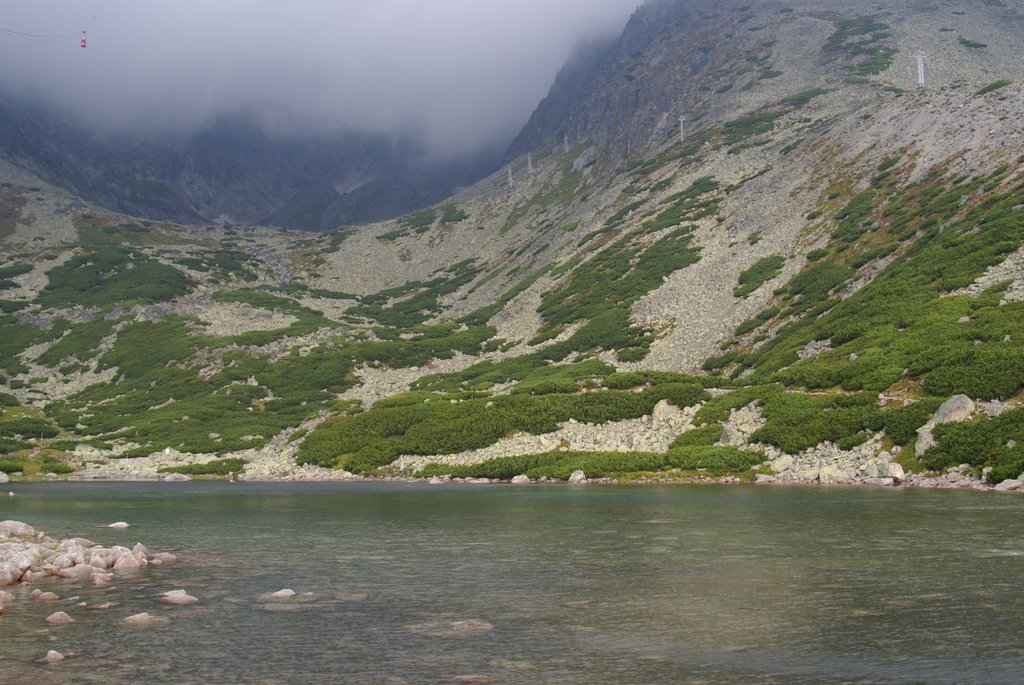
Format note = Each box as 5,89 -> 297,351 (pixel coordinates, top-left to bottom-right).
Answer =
418,447 -> 761,481
0,457 -> 25,473
881,398 -> 944,445
735,255 -> 785,297
926,408 -> 1024,477
0,417 -> 59,439
39,245 -> 192,308
665,445 -> 763,474
158,458 -> 246,476
670,424 -> 724,447
976,80 -> 1012,95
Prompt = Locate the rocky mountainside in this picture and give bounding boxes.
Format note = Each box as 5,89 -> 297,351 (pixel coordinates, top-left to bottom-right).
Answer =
0,101 -> 500,230
2,0 -> 1024,489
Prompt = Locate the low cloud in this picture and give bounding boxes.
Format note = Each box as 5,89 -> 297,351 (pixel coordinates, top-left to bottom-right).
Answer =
0,0 -> 640,157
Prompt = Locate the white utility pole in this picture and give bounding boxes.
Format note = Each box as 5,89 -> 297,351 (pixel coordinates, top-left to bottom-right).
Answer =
914,51 -> 927,88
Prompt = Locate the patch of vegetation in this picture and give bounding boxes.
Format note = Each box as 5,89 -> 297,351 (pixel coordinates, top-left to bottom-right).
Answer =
39,244 -> 192,308
0,262 -> 32,290
825,17 -> 895,76
976,80 -> 1012,95
927,408 -> 1024,482
401,208 -> 437,231
0,415 -> 60,439
37,317 -> 117,367
0,454 -> 74,474
176,249 -> 258,281
958,37 -> 987,49
781,88 -> 831,107
158,458 -> 246,476
0,315 -> 69,375
439,203 -> 468,224
734,255 -> 785,297
415,444 -> 762,481
348,260 -> 480,328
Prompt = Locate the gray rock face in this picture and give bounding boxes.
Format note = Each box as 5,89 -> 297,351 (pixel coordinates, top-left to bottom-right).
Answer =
651,399 -> 680,423
818,464 -> 854,483
510,475 -> 531,484
916,395 -> 976,456
994,479 -> 1023,492
0,473 -> 8,484
769,455 -> 794,474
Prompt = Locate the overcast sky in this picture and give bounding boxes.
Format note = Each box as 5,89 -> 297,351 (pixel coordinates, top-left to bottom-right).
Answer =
0,0 -> 640,157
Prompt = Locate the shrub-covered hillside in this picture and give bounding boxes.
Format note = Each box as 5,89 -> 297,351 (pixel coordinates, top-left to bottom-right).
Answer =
1,0 -> 1024,485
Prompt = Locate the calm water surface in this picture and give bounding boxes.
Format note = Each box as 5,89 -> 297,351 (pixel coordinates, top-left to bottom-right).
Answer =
1,482 -> 1022,684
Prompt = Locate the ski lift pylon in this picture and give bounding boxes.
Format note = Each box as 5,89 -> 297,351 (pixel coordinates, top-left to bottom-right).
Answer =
80,30 -> 86,48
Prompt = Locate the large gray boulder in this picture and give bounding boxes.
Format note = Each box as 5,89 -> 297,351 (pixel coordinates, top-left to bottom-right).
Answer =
915,395 -> 975,456
567,470 -> 587,484
0,520 -> 35,537
883,462 -> 906,481
818,464 -> 854,483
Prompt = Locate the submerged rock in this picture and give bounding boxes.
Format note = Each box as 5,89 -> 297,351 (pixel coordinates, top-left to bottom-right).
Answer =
158,589 -> 199,605
121,612 -> 166,626
46,611 -> 74,625
107,522 -> 130,529
406,618 -> 494,638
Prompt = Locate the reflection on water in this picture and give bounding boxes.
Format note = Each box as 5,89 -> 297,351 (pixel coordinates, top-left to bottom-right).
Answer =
1,482 -> 1023,684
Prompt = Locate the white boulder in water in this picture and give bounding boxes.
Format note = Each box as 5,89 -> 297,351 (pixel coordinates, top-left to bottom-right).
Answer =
158,589 -> 199,605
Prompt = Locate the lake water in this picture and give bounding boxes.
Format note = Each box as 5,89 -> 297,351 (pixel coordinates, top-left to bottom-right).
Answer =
1,482 -> 1022,684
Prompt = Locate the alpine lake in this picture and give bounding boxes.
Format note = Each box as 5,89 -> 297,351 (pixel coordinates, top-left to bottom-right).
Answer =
1,481 -> 1022,684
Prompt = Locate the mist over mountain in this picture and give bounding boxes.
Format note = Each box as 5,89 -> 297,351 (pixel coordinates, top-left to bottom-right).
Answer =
0,0 -> 639,228
0,99 -> 504,229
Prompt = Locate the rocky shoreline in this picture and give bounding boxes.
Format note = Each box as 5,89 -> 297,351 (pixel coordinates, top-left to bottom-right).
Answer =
19,458 -> 1019,491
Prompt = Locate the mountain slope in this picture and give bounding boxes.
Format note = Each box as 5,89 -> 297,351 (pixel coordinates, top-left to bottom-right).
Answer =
2,0 -> 1024,487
